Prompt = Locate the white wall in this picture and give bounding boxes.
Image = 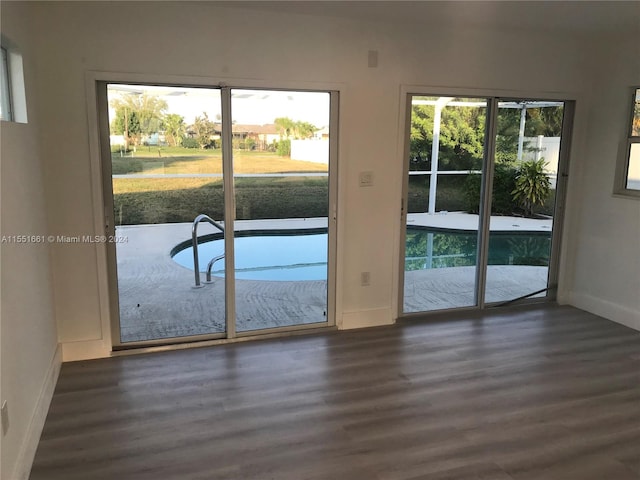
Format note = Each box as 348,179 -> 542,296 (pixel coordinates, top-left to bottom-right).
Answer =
18,2 -> 638,362
565,32 -> 640,330
0,3 -> 60,479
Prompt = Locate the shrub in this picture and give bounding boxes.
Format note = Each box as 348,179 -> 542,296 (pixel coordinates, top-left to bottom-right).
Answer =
512,158 -> 551,217
276,139 -> 291,157
464,174 -> 482,214
464,163 -> 518,214
181,137 -> 199,149
492,163 -> 518,214
408,175 -> 470,213
244,138 -> 256,150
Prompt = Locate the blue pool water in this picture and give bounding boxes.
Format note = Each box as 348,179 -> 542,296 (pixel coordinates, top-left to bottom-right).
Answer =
172,228 -> 551,281
172,231 -> 328,281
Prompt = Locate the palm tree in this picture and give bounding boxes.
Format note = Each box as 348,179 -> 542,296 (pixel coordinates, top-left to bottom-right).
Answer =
512,158 -> 551,217
163,113 -> 186,147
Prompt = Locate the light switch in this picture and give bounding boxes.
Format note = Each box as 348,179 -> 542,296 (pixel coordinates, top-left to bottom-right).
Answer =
368,50 -> 378,68
359,171 -> 374,187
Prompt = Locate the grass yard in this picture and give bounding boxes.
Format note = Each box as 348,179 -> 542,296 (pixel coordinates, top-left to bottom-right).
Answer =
111,148 -> 329,225
113,177 -> 329,225
112,148 -> 327,176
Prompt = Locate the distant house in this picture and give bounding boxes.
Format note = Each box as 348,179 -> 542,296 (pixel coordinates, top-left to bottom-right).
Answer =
314,126 -> 329,140
212,123 -> 282,150
240,124 -> 282,148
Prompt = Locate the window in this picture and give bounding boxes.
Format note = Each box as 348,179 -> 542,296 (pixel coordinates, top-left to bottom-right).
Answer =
616,88 -> 640,196
0,46 -> 12,121
0,37 -> 26,124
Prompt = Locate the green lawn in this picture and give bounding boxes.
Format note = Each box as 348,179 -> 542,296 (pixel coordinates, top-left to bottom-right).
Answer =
113,177 -> 329,225
112,148 -> 329,224
112,147 -> 327,176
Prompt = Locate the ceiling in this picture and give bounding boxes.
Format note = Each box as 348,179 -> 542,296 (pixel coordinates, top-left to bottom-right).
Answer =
218,1 -> 640,35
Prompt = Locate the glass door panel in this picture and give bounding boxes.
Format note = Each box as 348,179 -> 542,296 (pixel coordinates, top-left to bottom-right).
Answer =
484,100 -> 565,304
403,96 -> 488,313
106,84 -> 226,343
229,89 -> 331,332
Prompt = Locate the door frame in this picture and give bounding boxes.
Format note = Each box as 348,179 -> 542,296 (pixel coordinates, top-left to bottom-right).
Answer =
86,72 -> 341,350
395,85 -> 575,319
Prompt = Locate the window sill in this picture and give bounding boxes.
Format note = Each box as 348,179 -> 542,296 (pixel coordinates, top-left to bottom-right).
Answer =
612,189 -> 640,200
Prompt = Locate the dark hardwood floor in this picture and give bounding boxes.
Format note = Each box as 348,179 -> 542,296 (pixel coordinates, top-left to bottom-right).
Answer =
30,305 -> 640,480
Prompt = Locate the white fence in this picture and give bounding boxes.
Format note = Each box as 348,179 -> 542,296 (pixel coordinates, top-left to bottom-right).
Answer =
523,136 -> 560,187
291,139 -> 329,164
110,134 -> 126,146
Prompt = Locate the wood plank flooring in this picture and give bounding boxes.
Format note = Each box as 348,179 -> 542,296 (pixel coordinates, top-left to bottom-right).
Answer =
30,305 -> 640,480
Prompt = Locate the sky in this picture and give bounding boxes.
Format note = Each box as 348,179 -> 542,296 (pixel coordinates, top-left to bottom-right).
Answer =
107,84 -> 330,127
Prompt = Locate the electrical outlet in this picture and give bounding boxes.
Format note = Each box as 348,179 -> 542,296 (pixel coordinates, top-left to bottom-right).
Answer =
361,271 -> 371,286
1,400 -> 9,436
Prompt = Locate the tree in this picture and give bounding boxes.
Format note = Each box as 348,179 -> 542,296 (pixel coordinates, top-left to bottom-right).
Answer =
410,102 -> 486,172
495,105 -> 564,163
192,112 -> 217,149
111,108 -> 141,150
272,117 -> 318,157
495,108 -> 521,164
525,106 -> 564,137
512,158 -> 551,217
274,117 -> 296,139
110,92 -> 168,147
163,113 -> 186,147
292,121 -> 317,139
274,117 -> 318,140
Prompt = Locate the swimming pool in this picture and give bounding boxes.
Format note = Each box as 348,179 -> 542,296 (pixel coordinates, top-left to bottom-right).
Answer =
171,227 -> 551,281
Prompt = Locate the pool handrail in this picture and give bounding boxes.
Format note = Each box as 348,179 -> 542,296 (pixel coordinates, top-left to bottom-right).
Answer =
205,254 -> 226,283
192,214 -> 225,287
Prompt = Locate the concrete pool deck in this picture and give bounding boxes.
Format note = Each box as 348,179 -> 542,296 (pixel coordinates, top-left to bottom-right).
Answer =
407,211 -> 553,231
115,213 -> 552,343
115,219 -> 329,342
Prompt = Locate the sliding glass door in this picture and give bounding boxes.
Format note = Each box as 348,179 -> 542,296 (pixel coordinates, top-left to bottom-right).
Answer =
403,96 -> 488,313
104,84 -> 227,343
100,82 -> 336,347
484,100 -> 567,305
230,90 -> 331,333
401,94 -> 571,315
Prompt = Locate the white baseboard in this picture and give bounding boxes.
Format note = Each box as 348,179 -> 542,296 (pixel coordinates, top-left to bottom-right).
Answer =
12,344 -> 62,480
61,339 -> 111,362
566,292 -> 640,331
340,307 -> 394,330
